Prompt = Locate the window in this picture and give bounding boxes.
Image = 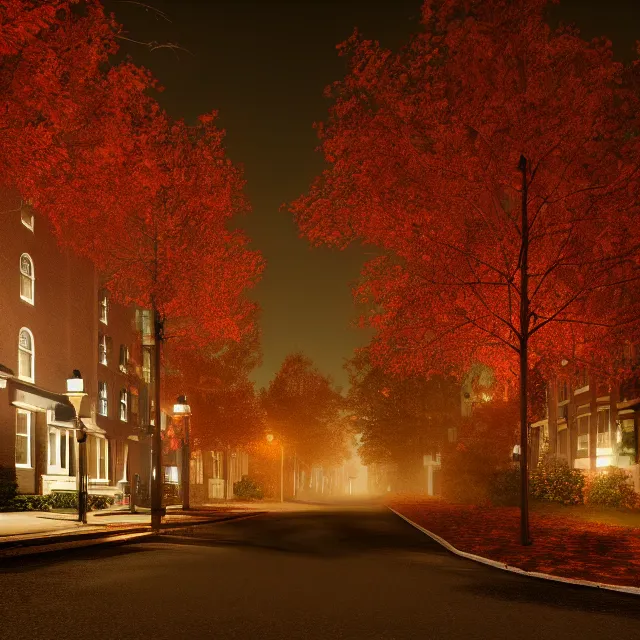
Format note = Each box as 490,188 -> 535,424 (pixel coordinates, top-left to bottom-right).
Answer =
575,368 -> 589,392
98,334 -> 108,366
190,451 -> 204,485
98,381 -> 108,416
18,328 -> 34,382
99,290 -> 108,324
20,202 -> 34,231
558,379 -> 569,403
597,407 -> 612,452
48,428 -> 70,474
120,389 -> 128,422
577,414 -> 589,458
119,345 -> 129,373
19,254 -> 34,304
15,410 -> 32,467
164,466 -> 179,483
618,417 -> 637,459
557,426 -> 568,457
88,436 -> 109,481
142,349 -> 151,384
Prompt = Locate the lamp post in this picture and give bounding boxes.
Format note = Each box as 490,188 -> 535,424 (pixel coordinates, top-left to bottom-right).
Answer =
173,395 -> 192,511
266,433 -> 284,503
65,371 -> 87,524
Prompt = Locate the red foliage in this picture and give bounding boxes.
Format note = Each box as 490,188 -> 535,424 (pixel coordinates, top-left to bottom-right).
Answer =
391,497 -> 640,588
292,0 -> 640,385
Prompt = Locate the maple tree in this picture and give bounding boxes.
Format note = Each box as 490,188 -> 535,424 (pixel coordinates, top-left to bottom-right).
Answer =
292,0 -> 640,544
345,349 -> 459,490
261,352 -> 353,471
0,1 -> 154,204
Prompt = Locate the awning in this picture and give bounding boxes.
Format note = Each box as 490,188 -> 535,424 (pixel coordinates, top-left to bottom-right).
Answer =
80,418 -> 107,435
9,379 -> 74,414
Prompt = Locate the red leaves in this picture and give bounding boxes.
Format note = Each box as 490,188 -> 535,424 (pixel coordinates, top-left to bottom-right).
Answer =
292,0 -> 640,386
391,498 -> 640,587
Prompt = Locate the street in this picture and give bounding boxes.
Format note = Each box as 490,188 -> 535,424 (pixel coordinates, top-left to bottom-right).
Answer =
1,502 -> 639,640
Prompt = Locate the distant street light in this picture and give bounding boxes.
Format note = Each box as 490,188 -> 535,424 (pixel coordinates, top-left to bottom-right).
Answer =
266,433 -> 284,503
173,395 -> 192,511
65,371 -> 87,523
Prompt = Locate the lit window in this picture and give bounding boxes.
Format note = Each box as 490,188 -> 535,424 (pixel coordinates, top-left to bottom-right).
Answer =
577,414 -> 589,458
98,381 -> 108,416
99,290 -> 108,324
15,410 -> 32,467
19,254 -> 34,304
88,436 -> 109,481
18,328 -> 34,382
142,349 -> 151,384
120,389 -> 128,422
48,427 -> 70,474
98,334 -> 108,366
20,202 -> 34,231
597,408 -> 612,451
119,345 -> 129,373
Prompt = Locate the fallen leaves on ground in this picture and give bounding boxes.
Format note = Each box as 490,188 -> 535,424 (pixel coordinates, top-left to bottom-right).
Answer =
389,497 -> 640,588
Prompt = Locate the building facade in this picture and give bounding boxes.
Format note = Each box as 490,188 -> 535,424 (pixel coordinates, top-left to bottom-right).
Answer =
0,195 -> 151,498
530,363 -> 640,493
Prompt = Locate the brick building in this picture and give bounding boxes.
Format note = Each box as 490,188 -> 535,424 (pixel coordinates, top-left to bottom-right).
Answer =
530,363 -> 640,493
0,194 -> 151,498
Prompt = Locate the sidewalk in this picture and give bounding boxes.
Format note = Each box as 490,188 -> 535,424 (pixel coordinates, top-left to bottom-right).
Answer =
389,496 -> 640,590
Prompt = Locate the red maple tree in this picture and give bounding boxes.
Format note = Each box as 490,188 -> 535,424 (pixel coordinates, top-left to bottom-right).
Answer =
292,0 -> 640,543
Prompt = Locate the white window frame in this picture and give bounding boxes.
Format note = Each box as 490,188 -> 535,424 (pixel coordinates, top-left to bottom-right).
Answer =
15,409 -> 32,468
119,388 -> 128,422
99,290 -> 108,325
18,327 -> 34,383
95,436 -> 109,482
47,427 -> 70,475
98,381 -> 108,417
119,345 -> 129,373
19,253 -> 34,305
99,334 -> 108,366
20,202 -> 34,231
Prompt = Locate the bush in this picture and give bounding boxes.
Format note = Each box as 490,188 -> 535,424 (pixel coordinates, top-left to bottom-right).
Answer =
3,493 -> 114,512
530,459 -> 585,505
233,476 -> 264,500
0,466 -> 18,508
584,467 -> 639,509
488,465 -> 520,506
10,495 -> 52,511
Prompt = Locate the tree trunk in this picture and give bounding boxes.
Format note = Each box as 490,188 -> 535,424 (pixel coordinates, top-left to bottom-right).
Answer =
519,155 -> 532,546
150,304 -> 163,530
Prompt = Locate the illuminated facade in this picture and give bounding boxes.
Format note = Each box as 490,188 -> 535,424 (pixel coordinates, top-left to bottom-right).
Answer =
0,194 -> 152,499
531,364 -> 640,493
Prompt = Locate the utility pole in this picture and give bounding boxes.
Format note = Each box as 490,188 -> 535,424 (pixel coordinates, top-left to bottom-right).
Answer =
518,154 -> 532,546
150,306 -> 164,530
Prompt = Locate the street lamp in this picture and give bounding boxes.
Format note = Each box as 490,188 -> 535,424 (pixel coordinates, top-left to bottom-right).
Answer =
65,371 -> 87,524
173,395 -> 192,511
266,433 -> 284,503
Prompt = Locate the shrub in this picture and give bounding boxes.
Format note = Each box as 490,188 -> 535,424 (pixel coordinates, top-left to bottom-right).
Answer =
233,476 -> 264,500
10,495 -> 52,511
50,492 -> 77,509
3,493 -> 114,512
584,467 -> 639,509
488,465 -> 520,506
530,459 -> 585,505
0,466 -> 18,508
88,494 -> 114,510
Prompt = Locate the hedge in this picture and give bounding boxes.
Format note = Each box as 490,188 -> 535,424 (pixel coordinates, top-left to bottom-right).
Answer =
0,492 -> 114,512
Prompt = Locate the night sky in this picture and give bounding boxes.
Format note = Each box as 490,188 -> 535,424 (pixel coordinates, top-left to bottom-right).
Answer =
105,0 -> 640,391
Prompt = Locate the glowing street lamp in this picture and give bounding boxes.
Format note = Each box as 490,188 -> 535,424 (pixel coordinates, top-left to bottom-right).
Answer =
173,395 -> 192,511
266,433 -> 284,503
65,371 -> 87,523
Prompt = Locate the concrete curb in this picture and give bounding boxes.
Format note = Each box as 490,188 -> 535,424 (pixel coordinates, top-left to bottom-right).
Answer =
388,506 -> 640,597
0,511 -> 265,559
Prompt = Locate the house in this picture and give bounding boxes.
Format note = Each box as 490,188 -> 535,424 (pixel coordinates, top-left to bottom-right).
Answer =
530,360 -> 639,493
0,194 -> 151,499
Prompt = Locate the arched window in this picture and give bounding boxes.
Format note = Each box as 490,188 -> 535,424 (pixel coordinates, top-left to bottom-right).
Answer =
20,254 -> 34,304
18,328 -> 34,382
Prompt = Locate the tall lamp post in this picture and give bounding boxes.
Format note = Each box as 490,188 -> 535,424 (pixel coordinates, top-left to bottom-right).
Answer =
65,371 -> 87,524
266,433 -> 284,503
173,395 -> 191,511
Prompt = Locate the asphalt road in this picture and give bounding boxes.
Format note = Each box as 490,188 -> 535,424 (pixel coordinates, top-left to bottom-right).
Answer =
1,502 -> 639,640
